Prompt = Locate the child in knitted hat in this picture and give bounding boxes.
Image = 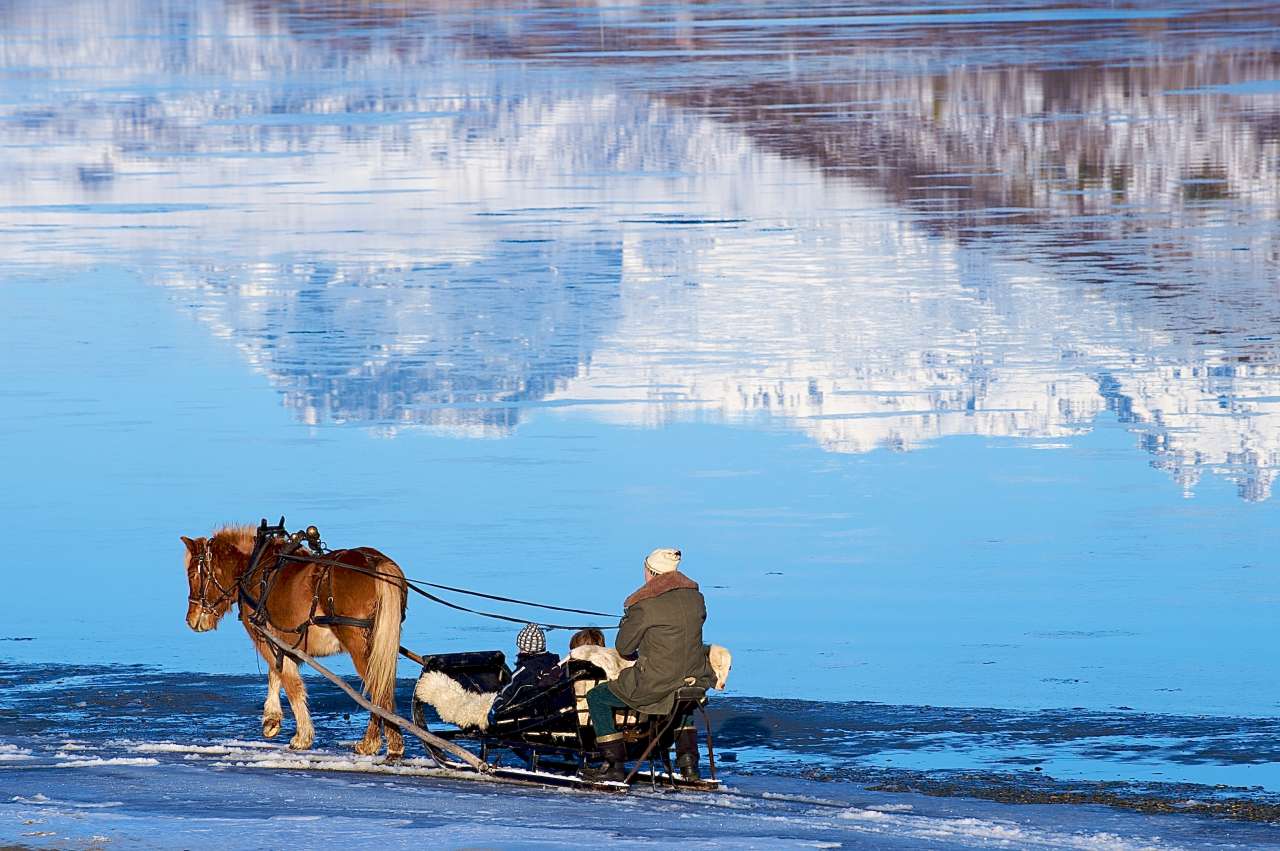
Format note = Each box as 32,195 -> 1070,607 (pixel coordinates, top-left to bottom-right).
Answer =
489,623 -> 562,723
516,622 -> 547,655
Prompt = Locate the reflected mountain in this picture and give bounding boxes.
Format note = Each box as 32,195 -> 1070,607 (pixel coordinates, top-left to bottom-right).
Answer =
1,0 -> 1279,497
164,240 -> 622,435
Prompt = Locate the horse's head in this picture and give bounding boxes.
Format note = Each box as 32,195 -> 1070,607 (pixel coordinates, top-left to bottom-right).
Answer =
181,534 -> 235,632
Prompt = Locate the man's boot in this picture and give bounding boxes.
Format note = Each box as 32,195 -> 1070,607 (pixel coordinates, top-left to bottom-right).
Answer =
581,738 -> 626,783
675,727 -> 701,782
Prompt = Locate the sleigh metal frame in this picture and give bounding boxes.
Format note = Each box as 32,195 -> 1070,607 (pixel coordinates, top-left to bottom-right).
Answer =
409,651 -> 721,792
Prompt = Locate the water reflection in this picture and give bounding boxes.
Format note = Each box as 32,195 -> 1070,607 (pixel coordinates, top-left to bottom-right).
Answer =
164,242 -> 622,435
1,0 -> 1279,498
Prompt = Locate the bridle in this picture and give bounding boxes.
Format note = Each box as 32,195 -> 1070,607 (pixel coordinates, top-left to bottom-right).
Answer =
187,538 -> 236,618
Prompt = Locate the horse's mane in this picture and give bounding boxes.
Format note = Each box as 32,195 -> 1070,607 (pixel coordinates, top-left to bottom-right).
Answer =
213,524 -> 257,553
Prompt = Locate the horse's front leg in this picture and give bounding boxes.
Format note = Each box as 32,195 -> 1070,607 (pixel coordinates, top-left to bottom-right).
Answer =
250,637 -> 286,740
262,664 -> 283,740
280,656 -> 314,750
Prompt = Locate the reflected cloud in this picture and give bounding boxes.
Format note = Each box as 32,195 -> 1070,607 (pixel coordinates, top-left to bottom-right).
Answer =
1,0 -> 1278,498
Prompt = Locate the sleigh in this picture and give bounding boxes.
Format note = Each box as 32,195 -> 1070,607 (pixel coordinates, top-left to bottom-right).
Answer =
408,650 -> 721,791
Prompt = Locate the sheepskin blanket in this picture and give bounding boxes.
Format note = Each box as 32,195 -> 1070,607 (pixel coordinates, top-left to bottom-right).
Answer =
567,645 -> 632,681
412,671 -> 497,731
568,644 -> 733,690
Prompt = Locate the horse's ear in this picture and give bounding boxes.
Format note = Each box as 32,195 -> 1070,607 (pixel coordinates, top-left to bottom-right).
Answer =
180,535 -> 195,551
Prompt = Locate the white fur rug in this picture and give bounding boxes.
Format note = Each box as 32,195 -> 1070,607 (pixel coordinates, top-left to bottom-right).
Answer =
567,645 -> 632,680
412,672 -> 497,731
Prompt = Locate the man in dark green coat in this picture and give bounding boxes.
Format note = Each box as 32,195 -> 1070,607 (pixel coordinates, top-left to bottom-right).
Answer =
583,547 -> 715,782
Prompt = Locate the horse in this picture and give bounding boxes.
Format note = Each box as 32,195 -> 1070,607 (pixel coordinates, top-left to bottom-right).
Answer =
180,525 -> 408,758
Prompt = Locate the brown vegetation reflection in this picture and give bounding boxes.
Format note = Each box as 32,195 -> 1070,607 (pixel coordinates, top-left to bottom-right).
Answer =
243,1 -> 1280,300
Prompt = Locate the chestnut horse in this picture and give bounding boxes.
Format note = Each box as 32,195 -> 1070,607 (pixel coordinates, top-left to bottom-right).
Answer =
181,526 -> 407,758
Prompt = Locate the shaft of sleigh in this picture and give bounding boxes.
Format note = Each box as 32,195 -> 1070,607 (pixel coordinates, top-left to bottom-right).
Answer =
254,627 -> 489,773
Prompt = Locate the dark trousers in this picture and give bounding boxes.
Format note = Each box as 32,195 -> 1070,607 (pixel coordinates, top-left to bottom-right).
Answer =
586,682 -> 631,743
587,682 -> 698,748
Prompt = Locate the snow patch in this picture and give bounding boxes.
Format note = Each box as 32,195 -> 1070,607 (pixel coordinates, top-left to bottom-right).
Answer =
211,751 -> 462,780
12,794 -> 124,809
132,743 -> 235,755
879,813 -> 1165,850
53,757 -> 160,768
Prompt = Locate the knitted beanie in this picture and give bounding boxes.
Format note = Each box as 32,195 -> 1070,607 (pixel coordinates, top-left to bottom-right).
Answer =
516,623 -> 546,654
644,547 -> 682,575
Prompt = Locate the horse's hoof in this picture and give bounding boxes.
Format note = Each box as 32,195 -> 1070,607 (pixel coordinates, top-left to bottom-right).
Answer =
289,734 -> 313,751
262,717 -> 282,739
353,740 -> 380,756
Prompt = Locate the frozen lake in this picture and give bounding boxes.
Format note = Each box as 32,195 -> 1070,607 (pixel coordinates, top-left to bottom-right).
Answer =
2,0 -> 1279,845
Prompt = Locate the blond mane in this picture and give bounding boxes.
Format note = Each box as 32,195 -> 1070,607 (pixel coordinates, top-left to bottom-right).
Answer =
213,524 -> 257,553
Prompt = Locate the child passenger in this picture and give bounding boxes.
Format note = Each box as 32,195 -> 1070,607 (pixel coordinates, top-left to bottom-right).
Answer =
569,627 -> 606,650
488,623 -> 561,720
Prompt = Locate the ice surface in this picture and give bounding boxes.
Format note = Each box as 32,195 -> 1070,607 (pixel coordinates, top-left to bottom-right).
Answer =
6,758 -> 1272,850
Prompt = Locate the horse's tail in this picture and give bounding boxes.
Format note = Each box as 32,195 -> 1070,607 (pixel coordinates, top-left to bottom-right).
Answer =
364,560 -> 405,711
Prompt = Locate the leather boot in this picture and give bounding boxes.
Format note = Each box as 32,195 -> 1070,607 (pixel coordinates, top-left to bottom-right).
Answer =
581,738 -> 626,783
675,728 -> 701,782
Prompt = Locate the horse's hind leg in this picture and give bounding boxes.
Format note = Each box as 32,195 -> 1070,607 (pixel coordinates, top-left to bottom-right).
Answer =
280,656 -> 315,750
338,629 -> 395,758
356,713 -> 385,758
385,715 -> 404,761
346,638 -> 384,757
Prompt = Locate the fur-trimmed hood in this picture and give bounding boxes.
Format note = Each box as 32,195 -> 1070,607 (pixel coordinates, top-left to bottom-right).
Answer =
624,571 -> 698,608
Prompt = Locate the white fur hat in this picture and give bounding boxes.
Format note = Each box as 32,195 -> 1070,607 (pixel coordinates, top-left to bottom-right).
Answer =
644,547 -> 682,575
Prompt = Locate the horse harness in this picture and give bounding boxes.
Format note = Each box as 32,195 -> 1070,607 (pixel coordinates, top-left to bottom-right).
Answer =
236,519 -> 386,665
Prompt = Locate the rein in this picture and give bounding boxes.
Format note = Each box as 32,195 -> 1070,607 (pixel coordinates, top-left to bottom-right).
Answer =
276,552 -> 621,630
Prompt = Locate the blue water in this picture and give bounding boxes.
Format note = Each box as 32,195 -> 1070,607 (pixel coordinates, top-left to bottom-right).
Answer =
2,0 -> 1280,841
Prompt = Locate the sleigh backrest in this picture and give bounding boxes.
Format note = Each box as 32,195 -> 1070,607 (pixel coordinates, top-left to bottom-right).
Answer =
419,650 -> 511,694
